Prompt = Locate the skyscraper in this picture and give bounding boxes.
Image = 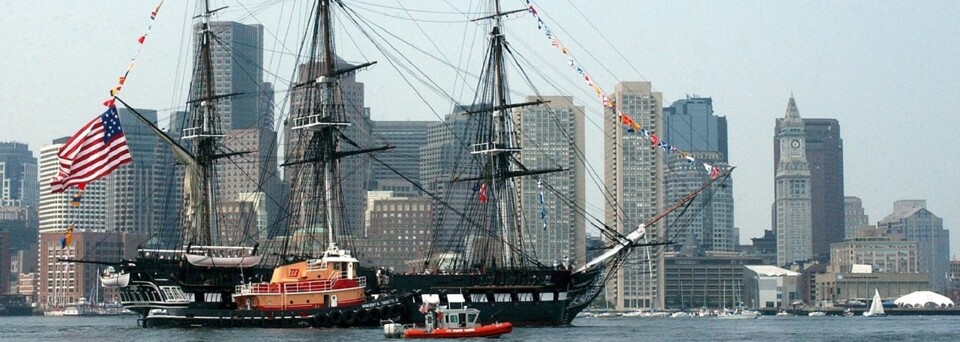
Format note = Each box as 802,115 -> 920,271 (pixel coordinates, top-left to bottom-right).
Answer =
191,21 -> 268,130
37,138 -> 107,235
186,21 -> 283,246
877,200 -> 950,291
663,97 -> 728,162
844,196 -> 869,238
370,120 -> 431,196
517,95 -> 586,266
775,118 -> 844,259
106,108 -> 164,236
604,81 -> 665,310
0,142 -> 38,209
216,127 -> 282,244
419,108 -> 480,255
663,97 -> 734,253
774,96 -> 813,266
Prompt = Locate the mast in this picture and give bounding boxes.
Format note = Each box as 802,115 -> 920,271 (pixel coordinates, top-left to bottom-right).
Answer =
182,0 -> 227,246
287,0 -> 350,255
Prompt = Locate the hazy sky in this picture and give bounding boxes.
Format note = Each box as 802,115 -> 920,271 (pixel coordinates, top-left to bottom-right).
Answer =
2,1 -> 959,256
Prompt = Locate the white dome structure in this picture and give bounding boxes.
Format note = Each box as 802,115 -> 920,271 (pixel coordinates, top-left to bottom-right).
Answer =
894,291 -> 955,308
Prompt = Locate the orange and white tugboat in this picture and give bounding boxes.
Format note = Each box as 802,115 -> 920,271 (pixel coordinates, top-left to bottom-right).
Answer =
384,302 -> 512,339
233,243 -> 367,313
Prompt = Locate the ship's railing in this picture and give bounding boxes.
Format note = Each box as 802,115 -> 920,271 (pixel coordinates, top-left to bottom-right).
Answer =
235,276 -> 366,295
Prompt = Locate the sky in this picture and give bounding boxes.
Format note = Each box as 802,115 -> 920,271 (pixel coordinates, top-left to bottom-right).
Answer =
1,1 -> 959,257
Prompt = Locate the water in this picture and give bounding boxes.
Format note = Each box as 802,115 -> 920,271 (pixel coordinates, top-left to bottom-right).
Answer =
2,315 -> 959,341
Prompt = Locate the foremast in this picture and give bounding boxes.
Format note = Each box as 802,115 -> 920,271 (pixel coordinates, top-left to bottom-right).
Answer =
181,0 -> 228,246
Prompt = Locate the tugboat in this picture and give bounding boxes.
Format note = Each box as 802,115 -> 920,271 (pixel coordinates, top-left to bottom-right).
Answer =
144,243 -> 410,328
384,301 -> 512,339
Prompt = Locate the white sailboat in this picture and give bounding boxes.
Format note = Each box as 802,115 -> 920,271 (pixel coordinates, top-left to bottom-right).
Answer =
863,289 -> 886,317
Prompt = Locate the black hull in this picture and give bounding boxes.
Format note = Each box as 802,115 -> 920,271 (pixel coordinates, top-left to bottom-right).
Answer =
142,294 -> 410,328
376,266 -> 605,326
116,253 -> 273,319
0,295 -> 34,316
0,306 -> 34,316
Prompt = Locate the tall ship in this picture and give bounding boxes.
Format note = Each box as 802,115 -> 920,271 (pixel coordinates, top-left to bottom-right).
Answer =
360,0 -> 735,326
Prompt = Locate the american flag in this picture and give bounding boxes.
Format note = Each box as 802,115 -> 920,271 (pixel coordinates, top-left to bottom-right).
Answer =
50,106 -> 133,193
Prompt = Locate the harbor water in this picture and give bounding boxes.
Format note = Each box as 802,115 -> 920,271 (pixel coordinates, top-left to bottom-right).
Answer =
2,314 -> 959,341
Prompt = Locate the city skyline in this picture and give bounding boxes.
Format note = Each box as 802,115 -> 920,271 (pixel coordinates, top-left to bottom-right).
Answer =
1,1 -> 958,256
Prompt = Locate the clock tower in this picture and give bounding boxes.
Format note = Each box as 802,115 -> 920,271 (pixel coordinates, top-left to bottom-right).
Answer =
774,96 -> 812,266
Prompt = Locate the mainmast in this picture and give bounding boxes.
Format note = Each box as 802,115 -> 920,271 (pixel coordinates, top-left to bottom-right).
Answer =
288,0 -> 350,253
469,0 -> 543,269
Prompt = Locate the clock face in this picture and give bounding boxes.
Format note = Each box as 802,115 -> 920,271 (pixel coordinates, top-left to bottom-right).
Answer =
791,140 -> 800,148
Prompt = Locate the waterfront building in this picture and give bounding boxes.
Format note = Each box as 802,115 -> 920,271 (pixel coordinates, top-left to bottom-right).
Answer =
774,96 -> 813,266
830,236 -> 919,274
0,229 -> 7,293
517,95 -> 586,265
37,231 -> 144,308
663,252 -> 763,309
877,200 -> 950,292
604,81 -> 665,310
742,265 -> 800,309
814,268 -> 929,305
17,272 -> 36,302
844,196 -> 870,239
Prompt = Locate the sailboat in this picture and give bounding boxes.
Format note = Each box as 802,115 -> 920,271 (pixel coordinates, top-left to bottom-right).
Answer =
863,289 -> 886,317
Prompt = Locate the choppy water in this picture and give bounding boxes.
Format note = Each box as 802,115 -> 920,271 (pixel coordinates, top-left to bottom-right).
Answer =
2,314 -> 960,341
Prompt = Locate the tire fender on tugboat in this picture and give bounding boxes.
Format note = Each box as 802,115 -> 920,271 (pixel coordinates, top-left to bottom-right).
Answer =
356,308 -> 369,324
327,310 -> 342,324
340,309 -> 356,326
314,313 -> 327,328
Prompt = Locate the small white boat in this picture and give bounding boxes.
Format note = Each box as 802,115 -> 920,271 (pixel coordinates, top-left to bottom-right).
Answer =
100,267 -> 130,287
717,307 -> 760,319
184,245 -> 261,268
807,311 -> 826,317
776,310 -> 791,316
